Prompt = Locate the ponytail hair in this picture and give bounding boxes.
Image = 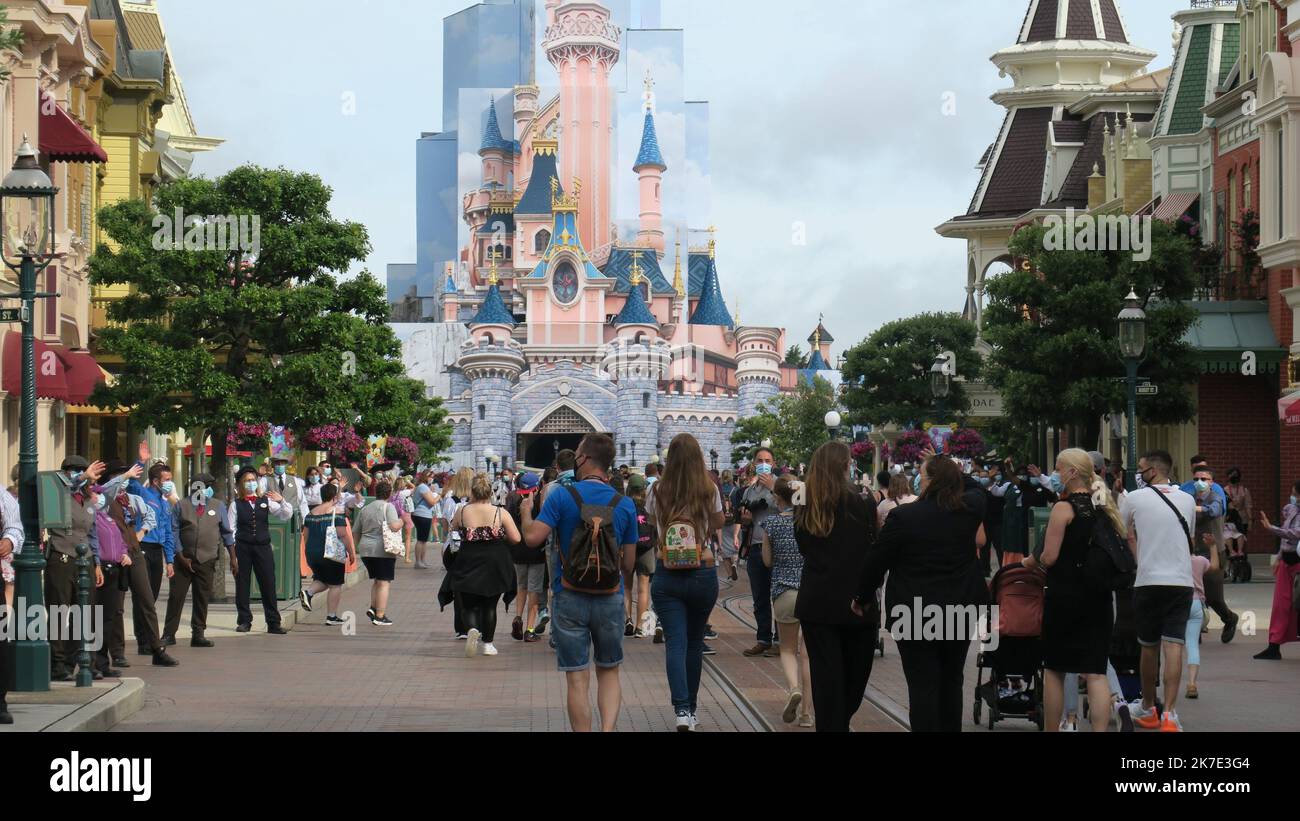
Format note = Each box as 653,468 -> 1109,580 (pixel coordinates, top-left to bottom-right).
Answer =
1059,448 -> 1125,538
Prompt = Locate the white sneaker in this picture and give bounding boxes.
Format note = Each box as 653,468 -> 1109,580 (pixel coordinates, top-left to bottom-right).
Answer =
465,628 -> 481,658
638,611 -> 655,638
483,642 -> 498,656
1059,718 -> 1077,732
675,711 -> 692,732
689,712 -> 699,731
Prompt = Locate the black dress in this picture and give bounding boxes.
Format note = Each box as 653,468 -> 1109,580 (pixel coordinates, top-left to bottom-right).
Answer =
1041,494 -> 1114,675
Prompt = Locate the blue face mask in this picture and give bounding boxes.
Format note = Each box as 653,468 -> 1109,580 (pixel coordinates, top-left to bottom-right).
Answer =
161,481 -> 176,496
1048,472 -> 1065,495
912,473 -> 922,495
309,475 -> 321,485
274,465 -> 286,476
244,481 -> 259,495
1194,480 -> 1210,494
978,477 -> 991,487
1290,495 -> 1298,507
755,463 -> 773,476
322,467 -> 332,477
204,487 -> 215,500
94,493 -> 108,511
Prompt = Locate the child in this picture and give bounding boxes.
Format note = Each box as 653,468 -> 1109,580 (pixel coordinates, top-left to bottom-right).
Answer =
1186,533 -> 1220,699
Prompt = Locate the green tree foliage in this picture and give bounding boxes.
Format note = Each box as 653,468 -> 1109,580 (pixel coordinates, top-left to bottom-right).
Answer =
783,344 -> 810,369
89,166 -> 450,490
983,220 -> 1199,450
730,376 -> 837,467
840,313 -> 982,427
0,8 -> 24,82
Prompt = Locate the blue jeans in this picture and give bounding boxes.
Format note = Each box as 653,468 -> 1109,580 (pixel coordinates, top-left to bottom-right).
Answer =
652,565 -> 719,713
746,552 -> 772,644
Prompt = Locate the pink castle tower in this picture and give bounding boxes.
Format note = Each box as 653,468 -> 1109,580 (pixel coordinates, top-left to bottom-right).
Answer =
543,1 -> 621,254
634,71 -> 667,256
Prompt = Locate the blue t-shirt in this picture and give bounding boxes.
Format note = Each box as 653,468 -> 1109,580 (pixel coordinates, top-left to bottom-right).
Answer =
538,479 -> 638,596
413,483 -> 435,519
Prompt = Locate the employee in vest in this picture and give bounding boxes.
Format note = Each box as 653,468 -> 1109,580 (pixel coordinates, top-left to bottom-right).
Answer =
112,459 -> 181,668
230,466 -> 293,633
45,456 -> 107,681
127,443 -> 178,655
164,473 -> 235,648
264,457 -> 308,529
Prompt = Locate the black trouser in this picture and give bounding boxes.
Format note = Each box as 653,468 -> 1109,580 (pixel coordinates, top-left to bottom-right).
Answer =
1202,567 -> 1236,627
0,606 -> 14,708
235,541 -> 280,628
802,621 -> 876,732
985,520 -> 1002,572
897,638 -> 971,732
133,544 -> 165,648
124,548 -> 162,654
94,563 -> 125,671
44,552 -> 82,672
456,591 -> 499,642
163,556 -> 215,640
746,551 -> 773,645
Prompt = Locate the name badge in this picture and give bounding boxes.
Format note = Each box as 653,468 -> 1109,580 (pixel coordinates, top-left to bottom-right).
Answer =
259,503 -> 268,509
207,510 -> 216,517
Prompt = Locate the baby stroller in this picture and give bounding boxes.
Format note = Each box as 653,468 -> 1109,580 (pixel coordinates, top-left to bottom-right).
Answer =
973,563 -> 1047,730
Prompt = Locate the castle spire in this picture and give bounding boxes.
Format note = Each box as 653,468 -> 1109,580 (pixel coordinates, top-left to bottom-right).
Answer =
672,241 -> 685,299
689,233 -> 734,329
480,97 -> 512,155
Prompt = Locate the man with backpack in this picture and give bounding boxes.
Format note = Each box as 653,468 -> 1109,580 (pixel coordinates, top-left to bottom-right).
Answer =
1119,450 -> 1196,732
520,434 -> 638,732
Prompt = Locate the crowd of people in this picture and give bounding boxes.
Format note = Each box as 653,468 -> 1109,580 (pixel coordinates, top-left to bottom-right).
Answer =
0,427 -> 1293,734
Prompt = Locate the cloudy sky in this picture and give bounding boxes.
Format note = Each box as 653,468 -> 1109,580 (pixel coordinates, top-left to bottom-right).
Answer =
157,0 -> 1179,355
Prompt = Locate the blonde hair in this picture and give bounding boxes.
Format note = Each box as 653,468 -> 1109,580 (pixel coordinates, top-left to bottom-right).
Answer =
470,474 -> 493,502
1057,448 -> 1125,537
449,467 -> 474,499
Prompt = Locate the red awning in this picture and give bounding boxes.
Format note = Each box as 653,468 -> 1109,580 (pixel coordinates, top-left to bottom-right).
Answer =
1,331 -> 69,401
39,94 -> 107,163
61,349 -> 105,406
1151,192 -> 1200,223
183,444 -> 253,458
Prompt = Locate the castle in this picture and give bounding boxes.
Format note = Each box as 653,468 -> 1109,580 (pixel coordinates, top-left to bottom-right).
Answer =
391,0 -> 835,471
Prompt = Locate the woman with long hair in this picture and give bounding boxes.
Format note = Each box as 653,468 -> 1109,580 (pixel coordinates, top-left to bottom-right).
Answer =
447,474 -> 520,658
795,441 -> 879,732
858,454 -> 987,732
1032,448 -> 1122,733
647,434 -> 725,731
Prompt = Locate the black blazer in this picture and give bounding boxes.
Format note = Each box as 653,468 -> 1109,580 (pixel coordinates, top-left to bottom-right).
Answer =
795,491 -> 878,626
857,496 -> 988,630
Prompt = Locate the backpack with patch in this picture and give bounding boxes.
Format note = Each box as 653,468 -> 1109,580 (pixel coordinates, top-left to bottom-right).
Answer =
1084,513 -> 1137,593
559,485 -> 625,594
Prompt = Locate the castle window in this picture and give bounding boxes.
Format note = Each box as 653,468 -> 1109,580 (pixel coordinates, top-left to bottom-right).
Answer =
479,404 -> 486,420
535,229 -> 551,253
643,392 -> 650,408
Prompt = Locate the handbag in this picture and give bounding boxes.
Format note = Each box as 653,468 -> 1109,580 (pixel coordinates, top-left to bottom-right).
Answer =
382,503 -> 405,556
323,517 -> 347,564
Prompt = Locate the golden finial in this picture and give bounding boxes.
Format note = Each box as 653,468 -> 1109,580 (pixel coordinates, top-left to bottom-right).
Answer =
734,295 -> 741,326
813,325 -> 821,350
707,225 -> 718,259
672,241 -> 685,299
487,248 -> 500,286
551,176 -> 582,211
629,250 -> 644,287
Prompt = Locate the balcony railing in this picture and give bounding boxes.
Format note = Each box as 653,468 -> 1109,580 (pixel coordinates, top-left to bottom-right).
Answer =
1194,266 -> 1268,302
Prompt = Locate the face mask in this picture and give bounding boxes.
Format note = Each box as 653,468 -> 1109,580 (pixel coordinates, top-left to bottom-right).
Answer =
1135,473 -> 1148,490
1048,472 -> 1065,495
978,477 -> 991,487
1194,480 -> 1209,494
309,476 -> 321,485
558,470 -> 574,483
912,474 -> 922,495
1290,495 -> 1297,507
244,481 -> 259,495
67,471 -> 83,484
274,465 -> 286,476
322,467 -> 332,477
755,463 -> 773,476
94,494 -> 108,511
161,481 -> 176,496
204,487 -> 215,500
1017,474 -> 1028,484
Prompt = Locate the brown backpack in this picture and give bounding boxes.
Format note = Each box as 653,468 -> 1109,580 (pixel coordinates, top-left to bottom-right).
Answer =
559,486 -> 625,594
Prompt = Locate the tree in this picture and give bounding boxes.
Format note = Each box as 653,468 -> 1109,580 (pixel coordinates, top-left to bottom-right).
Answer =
89,166 -> 451,493
982,219 -> 1199,451
784,344 -> 810,369
0,8 -> 25,82
730,376 -> 837,467
840,313 -> 982,427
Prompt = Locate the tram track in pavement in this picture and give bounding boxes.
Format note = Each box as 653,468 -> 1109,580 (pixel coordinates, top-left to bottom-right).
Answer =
716,590 -> 911,731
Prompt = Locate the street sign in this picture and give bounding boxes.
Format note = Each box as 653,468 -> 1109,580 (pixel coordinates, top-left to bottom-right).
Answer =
1137,382 -> 1159,397
0,308 -> 20,322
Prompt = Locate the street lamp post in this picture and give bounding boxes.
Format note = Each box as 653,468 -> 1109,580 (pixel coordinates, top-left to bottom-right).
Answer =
1117,289 -> 1148,493
0,137 -> 59,692
930,355 -> 951,423
824,410 -> 842,441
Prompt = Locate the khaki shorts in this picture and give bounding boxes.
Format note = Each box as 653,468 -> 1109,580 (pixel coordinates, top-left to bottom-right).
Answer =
772,589 -> 799,624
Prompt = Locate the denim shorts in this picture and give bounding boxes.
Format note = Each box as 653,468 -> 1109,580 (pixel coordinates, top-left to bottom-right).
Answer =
552,588 -> 625,672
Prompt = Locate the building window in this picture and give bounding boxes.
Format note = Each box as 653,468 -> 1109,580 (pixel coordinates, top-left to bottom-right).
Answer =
479,404 -> 486,420
642,392 -> 650,408
535,229 -> 551,253
1279,129 -> 1285,240
1243,166 -> 1252,215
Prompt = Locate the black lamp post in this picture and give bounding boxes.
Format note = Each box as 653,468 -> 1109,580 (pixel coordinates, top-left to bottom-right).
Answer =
0,136 -> 59,692
824,410 -> 842,441
930,355 -> 951,423
1117,288 -> 1147,492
